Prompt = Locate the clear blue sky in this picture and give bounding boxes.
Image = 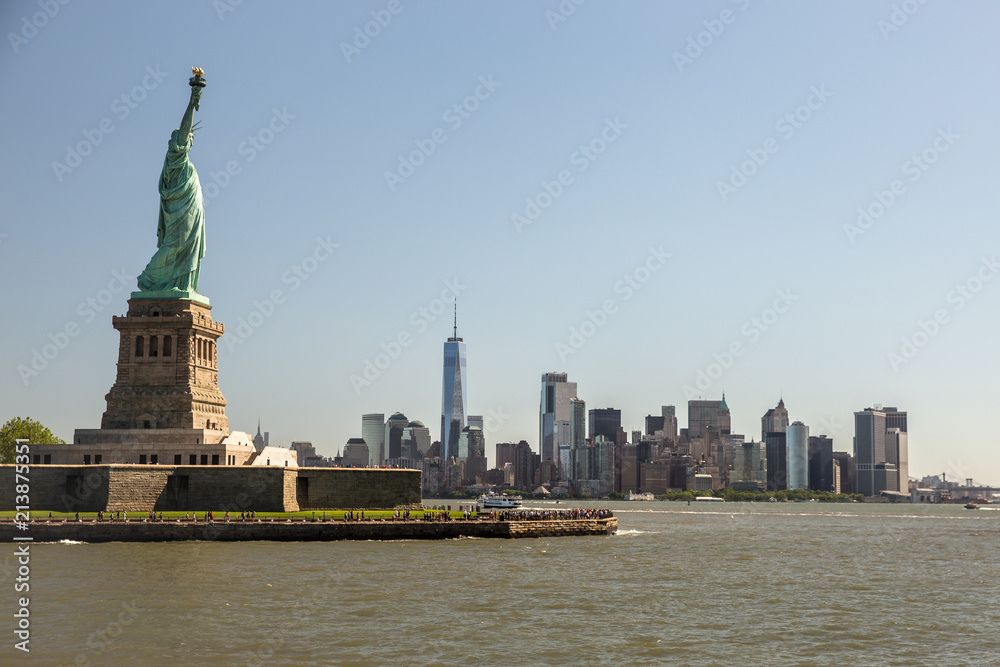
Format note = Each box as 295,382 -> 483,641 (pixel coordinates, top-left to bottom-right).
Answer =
2,1 -> 998,483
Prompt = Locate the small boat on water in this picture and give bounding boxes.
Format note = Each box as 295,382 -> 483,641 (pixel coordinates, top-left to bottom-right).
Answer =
625,491 -> 656,501
964,503 -> 979,510
694,496 -> 724,503
477,493 -> 523,509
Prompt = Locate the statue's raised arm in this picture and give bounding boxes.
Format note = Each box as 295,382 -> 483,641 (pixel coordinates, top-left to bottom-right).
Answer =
135,68 -> 209,302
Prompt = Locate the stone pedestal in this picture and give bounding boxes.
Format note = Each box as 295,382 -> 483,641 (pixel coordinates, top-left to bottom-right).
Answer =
97,297 -> 228,432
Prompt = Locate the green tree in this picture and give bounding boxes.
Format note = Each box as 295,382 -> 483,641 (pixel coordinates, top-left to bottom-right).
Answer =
0,417 -> 65,464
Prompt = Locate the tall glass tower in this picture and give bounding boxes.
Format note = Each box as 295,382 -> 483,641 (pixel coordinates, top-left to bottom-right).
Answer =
440,306 -> 467,462
362,413 -> 385,466
786,421 -> 809,490
539,372 -> 577,463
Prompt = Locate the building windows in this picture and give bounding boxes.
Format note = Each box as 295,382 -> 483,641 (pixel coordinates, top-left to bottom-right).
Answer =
135,336 -> 144,357
32,454 -> 40,464
200,454 -> 208,465
150,454 -> 158,464
84,455 -> 91,464
140,454 -> 147,464
174,454 -> 182,465
164,335 -> 172,357
94,455 -> 102,464
144,420 -> 151,429
150,336 -> 158,357
189,454 -> 197,465
43,455 -> 51,464
211,454 -> 219,465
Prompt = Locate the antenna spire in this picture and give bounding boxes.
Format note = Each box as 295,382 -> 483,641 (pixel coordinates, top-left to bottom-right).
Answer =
453,301 -> 457,338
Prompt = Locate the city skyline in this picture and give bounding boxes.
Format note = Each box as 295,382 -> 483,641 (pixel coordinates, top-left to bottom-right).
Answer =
2,3 -> 999,486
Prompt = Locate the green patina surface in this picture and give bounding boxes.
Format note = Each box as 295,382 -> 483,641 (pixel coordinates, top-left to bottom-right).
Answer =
135,75 -> 208,301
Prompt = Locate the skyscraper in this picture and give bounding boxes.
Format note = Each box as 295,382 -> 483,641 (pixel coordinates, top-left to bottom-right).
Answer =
513,440 -> 538,490
732,440 -> 767,487
539,372 -> 577,463
884,406 -> 909,492
885,428 -> 908,492
786,421 -> 809,490
761,398 -> 789,441
440,307 -> 467,462
765,431 -> 787,491
495,442 -> 518,469
688,397 -> 732,440
645,414 -> 665,437
384,412 -> 408,460
661,405 -> 678,442
884,407 -> 907,432
588,408 -> 621,444
362,413 -> 385,466
570,398 -> 587,449
402,420 -> 431,458
464,425 -> 487,482
343,438 -> 370,467
808,434 -> 834,492
854,408 -> 887,496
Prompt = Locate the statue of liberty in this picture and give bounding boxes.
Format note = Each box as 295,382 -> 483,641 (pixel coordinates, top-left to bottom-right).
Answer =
136,68 -> 208,301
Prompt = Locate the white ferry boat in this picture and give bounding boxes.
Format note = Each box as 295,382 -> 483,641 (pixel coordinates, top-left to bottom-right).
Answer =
694,496 -> 724,502
477,493 -> 523,509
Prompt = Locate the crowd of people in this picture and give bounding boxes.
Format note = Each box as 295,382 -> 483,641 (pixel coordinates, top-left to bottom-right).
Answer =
55,507 -> 614,523
483,508 -> 615,522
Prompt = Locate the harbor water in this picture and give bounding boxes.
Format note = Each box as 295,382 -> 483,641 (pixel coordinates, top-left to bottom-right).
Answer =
23,501 -> 1000,665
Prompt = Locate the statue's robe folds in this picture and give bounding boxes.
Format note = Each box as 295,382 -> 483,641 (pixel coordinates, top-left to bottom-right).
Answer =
137,129 -> 206,293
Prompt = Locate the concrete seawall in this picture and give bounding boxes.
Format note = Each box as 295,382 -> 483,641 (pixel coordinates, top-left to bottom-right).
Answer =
0,465 -> 422,512
0,517 -> 617,542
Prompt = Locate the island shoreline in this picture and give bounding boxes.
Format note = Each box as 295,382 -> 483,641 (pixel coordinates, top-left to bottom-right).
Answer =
0,517 -> 617,543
